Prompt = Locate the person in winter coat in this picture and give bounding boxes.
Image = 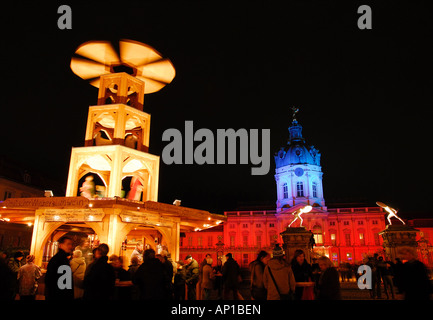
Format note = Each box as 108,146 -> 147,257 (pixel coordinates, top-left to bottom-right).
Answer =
110,255 -> 132,300
17,255 -> 42,300
0,253 -> 15,300
133,248 -> 166,300
45,236 -> 74,300
184,255 -> 200,300
263,244 -> 296,300
173,261 -> 186,300
127,256 -> 140,300
8,251 -> 25,299
70,250 -> 86,299
290,249 -> 313,300
83,243 -> 115,300
222,253 -> 241,300
316,256 -> 341,300
201,256 -> 215,300
398,246 -> 432,300
249,251 -> 270,300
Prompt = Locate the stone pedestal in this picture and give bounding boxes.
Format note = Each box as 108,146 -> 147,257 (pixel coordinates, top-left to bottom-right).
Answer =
280,227 -> 314,263
379,225 -> 419,262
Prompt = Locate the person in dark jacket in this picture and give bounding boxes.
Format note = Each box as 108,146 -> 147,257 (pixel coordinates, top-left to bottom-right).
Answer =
44,236 -> 74,300
0,253 -> 15,300
398,246 -> 432,300
110,255 -> 132,300
127,256 -> 140,300
8,251 -> 25,299
173,261 -> 186,300
184,254 -> 199,300
317,256 -> 341,300
133,248 -> 165,300
222,253 -> 241,300
249,251 -> 270,300
159,251 -> 174,300
291,249 -> 313,300
83,243 -> 115,300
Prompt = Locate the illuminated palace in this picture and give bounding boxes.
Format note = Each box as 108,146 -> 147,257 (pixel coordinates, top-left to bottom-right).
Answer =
180,112 -> 433,268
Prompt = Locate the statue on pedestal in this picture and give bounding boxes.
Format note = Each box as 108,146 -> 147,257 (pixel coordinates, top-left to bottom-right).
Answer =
288,205 -> 313,227
376,201 -> 405,225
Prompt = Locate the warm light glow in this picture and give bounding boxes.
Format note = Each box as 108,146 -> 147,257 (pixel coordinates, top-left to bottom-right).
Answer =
123,159 -> 144,172
86,155 -> 111,171
27,222 -> 33,227
208,217 -> 211,221
54,215 -> 60,221
88,203 -> 93,208
300,205 -> 313,213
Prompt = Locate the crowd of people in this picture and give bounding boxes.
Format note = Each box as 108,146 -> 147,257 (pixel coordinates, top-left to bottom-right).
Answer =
0,239 -> 431,300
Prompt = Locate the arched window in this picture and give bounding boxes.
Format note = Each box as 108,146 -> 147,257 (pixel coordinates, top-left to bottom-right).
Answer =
312,181 -> 318,198
296,181 -> 304,197
283,183 -> 289,199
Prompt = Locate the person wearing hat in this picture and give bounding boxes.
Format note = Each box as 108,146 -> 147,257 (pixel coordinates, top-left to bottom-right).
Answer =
184,255 -> 199,300
17,255 -> 42,300
8,251 -> 25,299
263,244 -> 296,300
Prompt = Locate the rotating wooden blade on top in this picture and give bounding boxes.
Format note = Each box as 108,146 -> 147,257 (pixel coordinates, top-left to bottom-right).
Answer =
70,57 -> 110,80
71,39 -> 175,93
75,40 -> 120,65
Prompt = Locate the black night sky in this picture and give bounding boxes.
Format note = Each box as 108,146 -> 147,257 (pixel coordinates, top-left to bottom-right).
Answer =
0,1 -> 432,218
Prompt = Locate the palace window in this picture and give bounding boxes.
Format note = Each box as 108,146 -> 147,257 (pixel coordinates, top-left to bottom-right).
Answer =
207,236 -> 213,247
229,224 -> 235,229
312,181 -> 318,198
256,235 -> 262,248
230,235 -> 235,247
269,232 -> 277,244
180,237 -> 183,247
331,233 -> 336,246
329,221 -> 336,226
3,191 -> 12,201
243,254 -> 249,267
242,223 -> 248,228
343,221 -> 349,226
269,223 -> 275,228
358,221 -> 364,225
359,233 -> 365,245
243,235 -> 248,247
256,223 -> 261,228
372,220 -> 378,225
312,225 -> 323,245
283,183 -> 289,199
198,237 -> 202,247
374,233 -> 380,246
188,237 -> 193,247
345,233 -> 351,246
296,182 -> 304,197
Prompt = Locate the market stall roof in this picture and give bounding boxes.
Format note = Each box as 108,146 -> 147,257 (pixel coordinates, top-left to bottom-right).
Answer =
0,196 -> 225,232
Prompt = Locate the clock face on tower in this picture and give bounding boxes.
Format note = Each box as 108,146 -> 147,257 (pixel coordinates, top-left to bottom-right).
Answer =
295,167 -> 304,177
